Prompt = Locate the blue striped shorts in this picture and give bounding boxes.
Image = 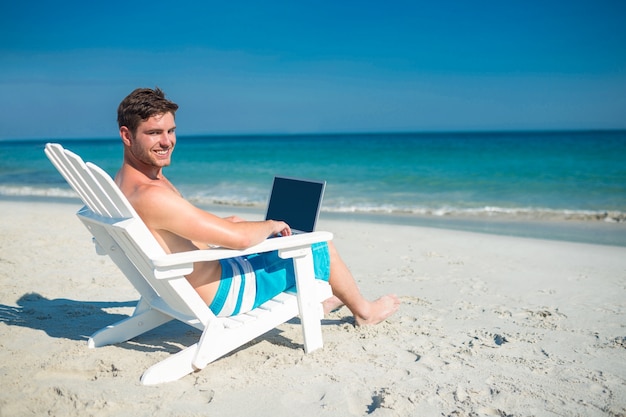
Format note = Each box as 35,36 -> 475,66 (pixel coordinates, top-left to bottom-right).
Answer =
209,242 -> 331,317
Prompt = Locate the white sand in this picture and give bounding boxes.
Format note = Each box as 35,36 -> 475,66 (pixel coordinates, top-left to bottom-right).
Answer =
0,200 -> 625,416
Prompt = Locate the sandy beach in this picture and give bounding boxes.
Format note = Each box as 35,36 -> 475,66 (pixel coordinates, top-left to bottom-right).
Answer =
1,199 -> 625,417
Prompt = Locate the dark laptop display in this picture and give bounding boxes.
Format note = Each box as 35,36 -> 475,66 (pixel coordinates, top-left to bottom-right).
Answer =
264,176 -> 326,234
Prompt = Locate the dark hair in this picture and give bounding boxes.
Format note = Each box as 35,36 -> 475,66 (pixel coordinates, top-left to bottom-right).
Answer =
117,87 -> 179,135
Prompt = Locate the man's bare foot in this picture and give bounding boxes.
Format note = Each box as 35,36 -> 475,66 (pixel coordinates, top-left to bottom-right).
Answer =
354,294 -> 400,325
322,295 -> 344,315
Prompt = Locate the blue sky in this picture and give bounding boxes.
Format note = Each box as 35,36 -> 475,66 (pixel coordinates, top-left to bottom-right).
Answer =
1,0 -> 625,140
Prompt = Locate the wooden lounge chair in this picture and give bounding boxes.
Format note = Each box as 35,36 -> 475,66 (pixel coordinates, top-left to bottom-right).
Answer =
44,143 -> 333,385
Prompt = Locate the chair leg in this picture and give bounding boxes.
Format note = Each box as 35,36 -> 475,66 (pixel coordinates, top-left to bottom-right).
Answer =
291,251 -> 325,353
88,308 -> 172,348
140,343 -> 199,385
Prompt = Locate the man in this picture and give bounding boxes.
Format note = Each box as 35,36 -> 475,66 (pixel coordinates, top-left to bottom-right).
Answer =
115,87 -> 400,325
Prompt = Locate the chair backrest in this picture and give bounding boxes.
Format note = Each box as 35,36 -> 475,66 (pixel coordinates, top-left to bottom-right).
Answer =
45,143 -> 135,219
44,143 -> 212,326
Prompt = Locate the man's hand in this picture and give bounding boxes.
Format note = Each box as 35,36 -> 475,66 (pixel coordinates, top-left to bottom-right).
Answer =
270,220 -> 292,237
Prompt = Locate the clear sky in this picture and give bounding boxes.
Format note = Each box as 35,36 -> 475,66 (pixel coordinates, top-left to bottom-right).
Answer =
1,0 -> 625,140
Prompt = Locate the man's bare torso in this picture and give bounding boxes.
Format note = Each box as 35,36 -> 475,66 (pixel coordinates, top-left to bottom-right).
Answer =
115,165 -> 222,305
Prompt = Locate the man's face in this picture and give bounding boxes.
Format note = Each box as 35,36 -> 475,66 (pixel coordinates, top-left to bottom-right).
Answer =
124,112 -> 176,169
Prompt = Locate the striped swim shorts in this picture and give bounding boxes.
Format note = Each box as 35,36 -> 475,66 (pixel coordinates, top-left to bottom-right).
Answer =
209,242 -> 331,317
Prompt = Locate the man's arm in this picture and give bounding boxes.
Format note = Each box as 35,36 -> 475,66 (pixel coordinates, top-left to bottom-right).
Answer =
133,184 -> 291,250
223,215 -> 246,223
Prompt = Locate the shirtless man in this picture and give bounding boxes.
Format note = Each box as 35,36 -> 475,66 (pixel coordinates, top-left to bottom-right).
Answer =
114,87 -> 400,325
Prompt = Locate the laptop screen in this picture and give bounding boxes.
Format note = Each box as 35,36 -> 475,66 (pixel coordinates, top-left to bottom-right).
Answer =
265,176 -> 326,233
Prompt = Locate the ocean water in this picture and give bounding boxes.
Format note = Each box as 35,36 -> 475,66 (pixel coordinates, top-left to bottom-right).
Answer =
1,131 -> 625,244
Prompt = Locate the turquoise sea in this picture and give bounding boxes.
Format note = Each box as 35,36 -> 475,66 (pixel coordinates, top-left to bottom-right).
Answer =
1,131 -> 625,245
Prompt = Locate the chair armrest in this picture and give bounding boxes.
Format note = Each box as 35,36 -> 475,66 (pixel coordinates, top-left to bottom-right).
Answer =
152,231 -> 333,269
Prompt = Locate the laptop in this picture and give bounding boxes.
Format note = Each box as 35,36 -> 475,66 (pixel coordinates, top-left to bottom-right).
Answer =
264,176 -> 326,234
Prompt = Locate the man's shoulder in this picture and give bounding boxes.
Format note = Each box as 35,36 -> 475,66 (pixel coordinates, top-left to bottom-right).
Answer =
129,180 -> 179,205
126,181 -> 190,228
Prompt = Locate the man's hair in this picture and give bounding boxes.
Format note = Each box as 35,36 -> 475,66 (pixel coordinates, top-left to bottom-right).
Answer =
117,87 -> 179,135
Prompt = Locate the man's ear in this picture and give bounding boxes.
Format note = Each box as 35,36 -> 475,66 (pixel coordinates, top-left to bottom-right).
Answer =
120,126 -> 133,146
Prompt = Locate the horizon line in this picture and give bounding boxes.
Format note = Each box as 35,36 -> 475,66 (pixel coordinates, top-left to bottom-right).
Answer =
1,127 -> 625,142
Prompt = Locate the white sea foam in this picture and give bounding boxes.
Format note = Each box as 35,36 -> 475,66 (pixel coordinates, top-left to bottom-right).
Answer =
3,185 -> 623,222
320,204 -> 625,222
0,185 -> 77,199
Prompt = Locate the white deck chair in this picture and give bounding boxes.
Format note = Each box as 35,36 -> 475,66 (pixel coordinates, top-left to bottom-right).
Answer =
44,143 -> 333,385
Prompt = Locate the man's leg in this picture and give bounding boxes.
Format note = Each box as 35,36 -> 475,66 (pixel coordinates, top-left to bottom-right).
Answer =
325,241 -> 400,325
